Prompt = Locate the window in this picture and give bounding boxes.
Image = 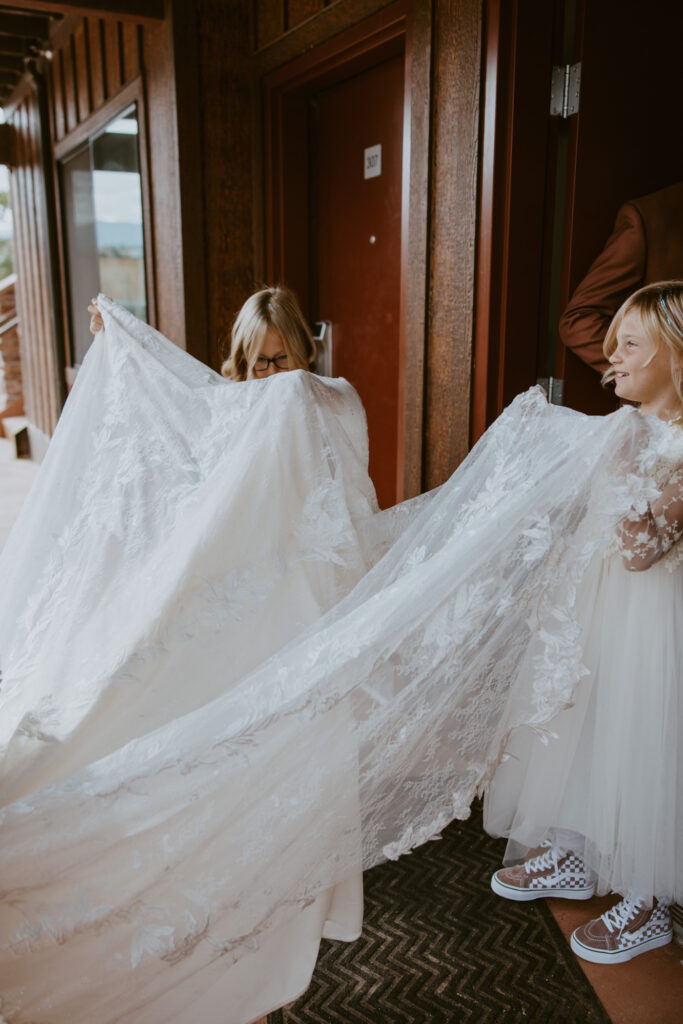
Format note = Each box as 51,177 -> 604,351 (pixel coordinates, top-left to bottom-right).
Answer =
61,104 -> 147,366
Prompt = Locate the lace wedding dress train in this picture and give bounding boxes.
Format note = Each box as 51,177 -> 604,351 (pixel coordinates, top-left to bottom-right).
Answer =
0,298 -> 672,1022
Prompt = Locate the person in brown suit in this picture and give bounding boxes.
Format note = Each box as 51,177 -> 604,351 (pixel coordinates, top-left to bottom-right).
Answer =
559,181 -> 683,372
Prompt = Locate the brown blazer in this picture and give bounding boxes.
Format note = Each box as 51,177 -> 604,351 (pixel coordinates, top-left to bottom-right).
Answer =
559,181 -> 683,371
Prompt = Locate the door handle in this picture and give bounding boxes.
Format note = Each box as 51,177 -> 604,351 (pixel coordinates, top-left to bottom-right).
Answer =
312,320 -> 333,376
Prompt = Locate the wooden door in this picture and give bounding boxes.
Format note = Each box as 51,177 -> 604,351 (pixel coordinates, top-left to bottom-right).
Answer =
311,55 -> 404,509
554,0 -> 683,413
264,10 -> 407,510
476,0 -> 683,429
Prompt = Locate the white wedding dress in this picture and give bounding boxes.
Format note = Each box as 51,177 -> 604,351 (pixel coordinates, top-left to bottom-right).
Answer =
0,298 -> 677,1022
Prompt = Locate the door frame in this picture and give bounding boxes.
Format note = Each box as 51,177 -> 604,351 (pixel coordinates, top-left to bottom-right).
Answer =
262,0 -> 429,501
473,0 -> 562,440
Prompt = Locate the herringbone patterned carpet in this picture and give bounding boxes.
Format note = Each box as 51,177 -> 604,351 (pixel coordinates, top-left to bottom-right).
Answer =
269,803 -> 609,1023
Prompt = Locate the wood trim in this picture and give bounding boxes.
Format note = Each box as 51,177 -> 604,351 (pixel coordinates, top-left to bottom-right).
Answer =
8,1 -> 164,23
253,0 -> 398,283
62,33 -> 78,133
35,67 -> 68,413
87,16 -> 106,108
471,0 -> 505,442
166,0 -> 207,362
422,0 -> 483,487
263,0 -> 430,501
0,12 -> 51,39
103,17 -> 122,98
263,7 -> 409,284
135,70 -> 157,332
2,70 -> 35,115
255,0 -> 398,67
49,14 -> 85,51
396,0 -> 430,498
73,20 -> 92,120
48,90 -> 74,377
52,76 -> 156,369
52,74 -> 140,158
472,0 -> 562,435
262,0 -> 407,89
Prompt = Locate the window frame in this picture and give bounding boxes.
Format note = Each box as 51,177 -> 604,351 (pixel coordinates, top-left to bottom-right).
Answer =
54,78 -> 155,382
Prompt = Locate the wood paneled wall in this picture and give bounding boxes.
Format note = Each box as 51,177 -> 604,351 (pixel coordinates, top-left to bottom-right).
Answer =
7,85 -> 61,443
5,1 -> 201,448
48,16 -> 142,142
5,0 -> 484,486
195,0 -> 483,484
195,0 -> 405,372
251,0 -> 482,489
255,0 -> 331,49
5,13 -> 149,450
423,0 -> 482,486
195,0 -> 253,371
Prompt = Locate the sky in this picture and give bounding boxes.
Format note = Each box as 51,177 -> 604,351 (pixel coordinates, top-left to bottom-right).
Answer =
0,165 -> 11,241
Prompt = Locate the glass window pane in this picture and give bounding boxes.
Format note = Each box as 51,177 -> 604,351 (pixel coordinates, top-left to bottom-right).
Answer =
61,104 -> 147,367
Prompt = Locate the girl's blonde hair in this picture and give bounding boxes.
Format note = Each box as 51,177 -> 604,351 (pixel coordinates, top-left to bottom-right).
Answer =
602,281 -> 683,401
221,286 -> 316,381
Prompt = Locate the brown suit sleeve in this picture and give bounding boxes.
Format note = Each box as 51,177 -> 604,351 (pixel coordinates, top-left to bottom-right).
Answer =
558,203 -> 646,371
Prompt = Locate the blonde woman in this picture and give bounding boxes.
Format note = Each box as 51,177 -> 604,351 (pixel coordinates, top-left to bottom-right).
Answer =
221,285 -> 316,380
89,285 -> 317,380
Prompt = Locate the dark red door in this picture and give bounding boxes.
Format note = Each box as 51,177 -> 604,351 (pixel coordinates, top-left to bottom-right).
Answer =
311,55 -> 404,508
554,0 -> 683,413
477,0 -> 683,430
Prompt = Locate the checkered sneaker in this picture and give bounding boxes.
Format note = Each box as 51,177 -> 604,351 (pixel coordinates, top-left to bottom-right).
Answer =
491,842 -> 596,902
571,897 -> 673,964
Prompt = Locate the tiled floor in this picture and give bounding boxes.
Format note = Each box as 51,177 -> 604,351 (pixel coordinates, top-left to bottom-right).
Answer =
0,434 -> 38,553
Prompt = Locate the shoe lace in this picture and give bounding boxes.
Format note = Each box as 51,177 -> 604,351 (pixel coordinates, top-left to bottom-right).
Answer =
524,843 -> 559,876
601,897 -> 644,934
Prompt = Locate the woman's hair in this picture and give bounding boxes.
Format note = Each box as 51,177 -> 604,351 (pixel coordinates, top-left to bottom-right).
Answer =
221,286 -> 316,381
602,280 -> 683,400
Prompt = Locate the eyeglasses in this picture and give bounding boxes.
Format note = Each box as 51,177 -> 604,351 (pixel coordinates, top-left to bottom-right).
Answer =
254,354 -> 290,372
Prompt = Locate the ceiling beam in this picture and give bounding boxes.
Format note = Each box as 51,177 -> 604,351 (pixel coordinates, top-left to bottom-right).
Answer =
0,55 -> 26,71
0,12 -> 51,38
0,2 -> 164,24
0,35 -> 30,54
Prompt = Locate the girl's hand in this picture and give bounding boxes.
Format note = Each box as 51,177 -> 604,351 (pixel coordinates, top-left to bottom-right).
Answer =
617,467 -> 683,570
88,298 -> 104,335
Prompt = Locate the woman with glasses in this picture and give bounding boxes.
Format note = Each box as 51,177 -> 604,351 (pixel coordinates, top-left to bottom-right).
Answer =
221,285 -> 317,380
89,284 -> 317,381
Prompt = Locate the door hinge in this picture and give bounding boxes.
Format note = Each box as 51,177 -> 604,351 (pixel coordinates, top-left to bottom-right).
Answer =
537,377 -> 564,405
550,63 -> 581,118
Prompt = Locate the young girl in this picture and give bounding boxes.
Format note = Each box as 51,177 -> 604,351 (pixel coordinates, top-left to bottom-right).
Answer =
486,281 -> 683,964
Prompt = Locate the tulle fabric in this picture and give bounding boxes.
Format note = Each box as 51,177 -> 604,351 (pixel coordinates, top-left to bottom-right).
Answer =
484,546 -> 683,905
0,297 -> 677,1022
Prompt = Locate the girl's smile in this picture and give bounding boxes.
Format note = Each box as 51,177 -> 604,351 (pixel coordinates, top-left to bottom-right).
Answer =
609,309 -> 683,420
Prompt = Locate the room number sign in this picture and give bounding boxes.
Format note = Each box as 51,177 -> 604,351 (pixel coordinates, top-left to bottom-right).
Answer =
364,144 -> 382,179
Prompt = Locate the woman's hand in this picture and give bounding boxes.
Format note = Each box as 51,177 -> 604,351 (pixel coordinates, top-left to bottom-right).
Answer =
88,298 -> 104,335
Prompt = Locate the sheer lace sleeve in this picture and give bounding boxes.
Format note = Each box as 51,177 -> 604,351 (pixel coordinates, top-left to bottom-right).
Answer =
617,466 -> 683,571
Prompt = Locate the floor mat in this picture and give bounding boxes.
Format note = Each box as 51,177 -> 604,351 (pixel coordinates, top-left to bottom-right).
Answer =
268,803 -> 609,1023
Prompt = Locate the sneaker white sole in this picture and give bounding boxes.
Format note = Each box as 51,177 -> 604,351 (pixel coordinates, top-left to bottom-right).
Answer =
570,927 -> 673,964
490,872 -> 596,902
